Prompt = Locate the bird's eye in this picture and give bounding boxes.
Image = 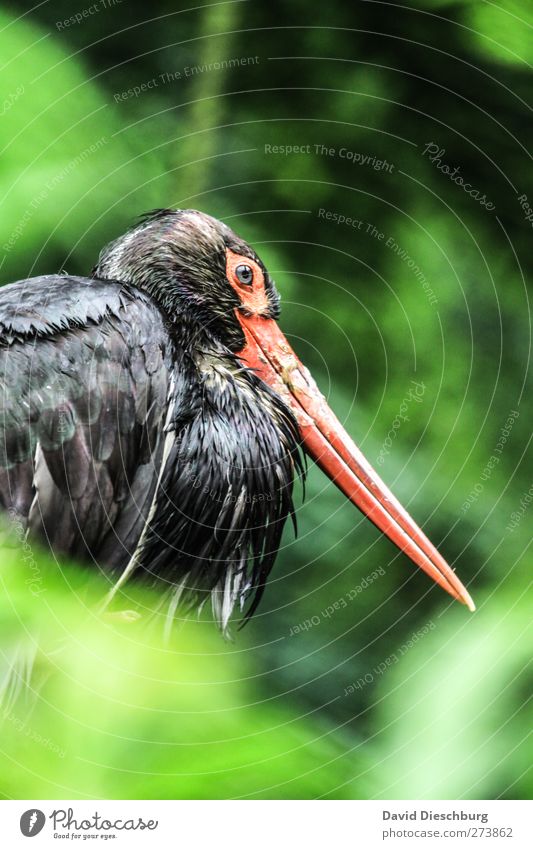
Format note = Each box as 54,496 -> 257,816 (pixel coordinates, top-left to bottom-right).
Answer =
235,263 -> 254,286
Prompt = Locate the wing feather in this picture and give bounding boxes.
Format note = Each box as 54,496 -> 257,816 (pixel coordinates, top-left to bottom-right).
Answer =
0,275 -> 171,573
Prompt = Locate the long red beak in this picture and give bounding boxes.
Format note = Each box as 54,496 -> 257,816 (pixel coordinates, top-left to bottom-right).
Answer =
236,312 -> 475,611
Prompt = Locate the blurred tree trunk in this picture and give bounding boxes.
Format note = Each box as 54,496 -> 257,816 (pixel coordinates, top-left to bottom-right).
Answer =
175,1 -> 239,203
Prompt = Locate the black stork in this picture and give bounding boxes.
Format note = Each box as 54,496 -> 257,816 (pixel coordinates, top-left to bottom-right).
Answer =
0,209 -> 474,632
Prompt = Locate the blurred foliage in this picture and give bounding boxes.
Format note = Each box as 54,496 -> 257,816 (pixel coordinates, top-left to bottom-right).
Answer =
0,545 -> 375,799
466,2 -> 533,66
0,0 -> 531,799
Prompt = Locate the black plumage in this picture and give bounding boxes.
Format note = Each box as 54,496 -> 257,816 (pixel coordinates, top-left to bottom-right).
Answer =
0,210 -> 303,632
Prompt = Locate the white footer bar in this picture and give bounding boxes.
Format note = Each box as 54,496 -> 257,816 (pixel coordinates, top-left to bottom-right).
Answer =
1,799 -> 530,848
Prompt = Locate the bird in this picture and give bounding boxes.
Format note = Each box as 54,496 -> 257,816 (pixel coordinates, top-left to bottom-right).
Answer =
0,208 -> 475,635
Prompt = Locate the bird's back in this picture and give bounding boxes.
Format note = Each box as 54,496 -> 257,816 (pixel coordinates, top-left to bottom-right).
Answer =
0,274 -> 172,573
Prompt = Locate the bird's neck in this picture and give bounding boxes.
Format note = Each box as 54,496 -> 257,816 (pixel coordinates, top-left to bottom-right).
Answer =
140,330 -> 303,631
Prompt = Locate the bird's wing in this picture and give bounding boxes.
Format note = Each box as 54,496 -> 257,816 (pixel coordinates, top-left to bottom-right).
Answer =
0,275 -> 171,572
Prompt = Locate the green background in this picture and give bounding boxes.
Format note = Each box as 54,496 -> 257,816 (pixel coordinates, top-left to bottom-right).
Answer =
0,0 -> 530,800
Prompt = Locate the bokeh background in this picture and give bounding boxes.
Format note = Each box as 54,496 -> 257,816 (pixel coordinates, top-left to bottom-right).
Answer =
0,0 -> 531,800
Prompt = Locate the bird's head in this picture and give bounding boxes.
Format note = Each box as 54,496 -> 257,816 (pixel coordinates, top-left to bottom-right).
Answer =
94,208 -> 280,350
94,208 -> 474,612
